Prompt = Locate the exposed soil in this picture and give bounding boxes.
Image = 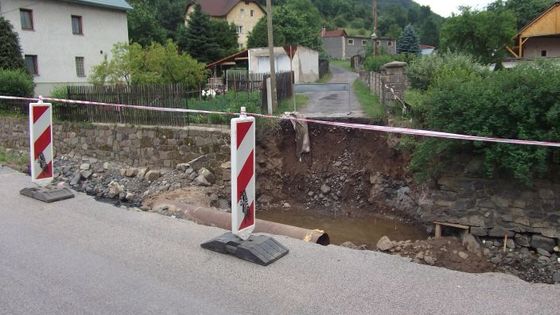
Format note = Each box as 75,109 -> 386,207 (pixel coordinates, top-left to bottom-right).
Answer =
388,237 -> 495,274
256,120 -> 412,219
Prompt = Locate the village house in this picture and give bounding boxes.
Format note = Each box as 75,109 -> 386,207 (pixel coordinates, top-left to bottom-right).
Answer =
185,0 -> 266,48
507,1 -> 560,59
321,28 -> 396,60
0,0 -> 131,96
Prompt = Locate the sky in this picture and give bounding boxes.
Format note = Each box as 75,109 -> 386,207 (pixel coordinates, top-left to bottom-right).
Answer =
414,0 -> 495,17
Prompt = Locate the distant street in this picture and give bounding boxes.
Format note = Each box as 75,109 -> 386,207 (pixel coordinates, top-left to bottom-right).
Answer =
1,166 -> 560,315
299,65 -> 366,118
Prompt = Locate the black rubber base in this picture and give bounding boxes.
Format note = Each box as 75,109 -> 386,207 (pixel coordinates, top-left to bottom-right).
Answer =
201,232 -> 289,266
20,187 -> 75,203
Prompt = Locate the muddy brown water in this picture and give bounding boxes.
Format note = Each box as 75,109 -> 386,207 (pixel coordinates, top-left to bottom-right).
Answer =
259,208 -> 427,247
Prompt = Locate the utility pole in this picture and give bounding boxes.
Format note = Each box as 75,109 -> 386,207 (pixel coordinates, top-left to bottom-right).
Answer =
372,0 -> 378,56
266,0 -> 278,111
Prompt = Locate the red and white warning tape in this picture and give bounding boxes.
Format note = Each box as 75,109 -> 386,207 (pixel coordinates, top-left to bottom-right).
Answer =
2,95 -> 560,148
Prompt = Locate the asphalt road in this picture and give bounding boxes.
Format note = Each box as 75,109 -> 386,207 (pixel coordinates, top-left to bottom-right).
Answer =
299,65 -> 366,118
1,166 -> 560,315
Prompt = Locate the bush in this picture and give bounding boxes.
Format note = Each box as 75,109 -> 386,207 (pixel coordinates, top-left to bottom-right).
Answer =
364,53 -> 417,72
411,60 -> 560,184
407,52 -> 487,90
0,69 -> 34,97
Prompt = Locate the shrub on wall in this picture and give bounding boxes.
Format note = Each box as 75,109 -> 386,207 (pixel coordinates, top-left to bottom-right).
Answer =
410,60 -> 560,184
0,69 -> 34,97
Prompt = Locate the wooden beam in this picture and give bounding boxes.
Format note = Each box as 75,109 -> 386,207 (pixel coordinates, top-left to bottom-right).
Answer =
506,46 -> 519,58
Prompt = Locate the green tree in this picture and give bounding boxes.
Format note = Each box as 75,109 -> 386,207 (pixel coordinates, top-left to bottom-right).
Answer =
210,20 -> 240,59
247,17 -> 285,48
0,17 -> 25,71
247,0 -> 322,50
89,41 -> 207,89
397,24 -> 420,55
127,1 -> 167,46
489,0 -> 555,29
177,4 -> 239,63
440,7 -> 516,64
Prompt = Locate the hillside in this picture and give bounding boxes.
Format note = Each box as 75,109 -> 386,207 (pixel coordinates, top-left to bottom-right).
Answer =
257,0 -> 443,46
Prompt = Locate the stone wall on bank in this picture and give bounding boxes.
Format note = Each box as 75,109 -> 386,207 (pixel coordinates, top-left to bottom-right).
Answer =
416,175 -> 560,241
0,117 -> 230,169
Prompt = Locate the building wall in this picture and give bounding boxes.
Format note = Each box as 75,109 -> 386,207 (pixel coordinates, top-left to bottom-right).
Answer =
293,46 -> 319,83
0,0 -> 129,96
523,37 -> 560,58
377,39 -> 397,55
345,36 -> 369,59
248,46 -> 318,83
225,2 -> 265,48
322,37 -> 344,59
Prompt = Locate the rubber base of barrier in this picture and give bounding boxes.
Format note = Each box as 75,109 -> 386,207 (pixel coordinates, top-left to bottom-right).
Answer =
201,232 -> 289,266
20,187 -> 75,203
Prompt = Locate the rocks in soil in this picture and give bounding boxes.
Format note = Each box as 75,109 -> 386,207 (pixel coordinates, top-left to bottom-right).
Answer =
187,155 -> 208,171
458,251 -> 469,259
537,248 -> 551,257
320,184 -> 331,195
199,168 -> 215,184
194,168 -> 215,187
145,170 -> 161,182
124,168 -> 138,177
176,163 -> 190,171
554,272 -> 560,284
514,234 -> 531,247
70,171 -> 81,186
80,170 -> 93,179
107,181 -> 124,198
461,233 -> 481,255
79,163 -> 90,171
531,235 -> 556,252
376,236 -> 394,251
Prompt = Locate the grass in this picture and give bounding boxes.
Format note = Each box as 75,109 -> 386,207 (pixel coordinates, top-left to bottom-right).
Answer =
330,59 -> 354,72
317,72 -> 333,83
0,147 -> 28,171
352,79 -> 385,121
276,94 -> 309,114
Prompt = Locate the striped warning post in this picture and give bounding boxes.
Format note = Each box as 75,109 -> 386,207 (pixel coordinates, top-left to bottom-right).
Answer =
29,102 -> 54,185
231,108 -> 256,240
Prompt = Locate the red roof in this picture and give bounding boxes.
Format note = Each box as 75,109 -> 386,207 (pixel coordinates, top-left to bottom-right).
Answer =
321,29 -> 348,38
187,0 -> 263,17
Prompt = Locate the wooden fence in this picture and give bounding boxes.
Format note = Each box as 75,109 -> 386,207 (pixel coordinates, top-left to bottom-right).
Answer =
62,84 -> 198,126
261,71 -> 294,111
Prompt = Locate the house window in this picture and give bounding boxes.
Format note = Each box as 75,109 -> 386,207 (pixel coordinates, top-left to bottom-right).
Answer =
75,57 -> 85,77
250,10 -> 254,17
348,39 -> 354,45
541,50 -> 547,57
72,15 -> 83,35
236,25 -> 243,34
362,40 -> 367,45
388,41 -> 393,47
24,55 -> 38,76
240,8 -> 245,16
20,9 -> 33,30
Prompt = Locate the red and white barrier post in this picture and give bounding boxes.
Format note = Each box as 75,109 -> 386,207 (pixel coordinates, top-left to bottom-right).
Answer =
201,107 -> 288,266
231,107 -> 256,240
20,98 -> 74,203
29,99 -> 54,185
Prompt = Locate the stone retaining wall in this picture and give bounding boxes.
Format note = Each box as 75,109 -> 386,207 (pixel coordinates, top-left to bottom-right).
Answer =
0,117 -> 230,168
